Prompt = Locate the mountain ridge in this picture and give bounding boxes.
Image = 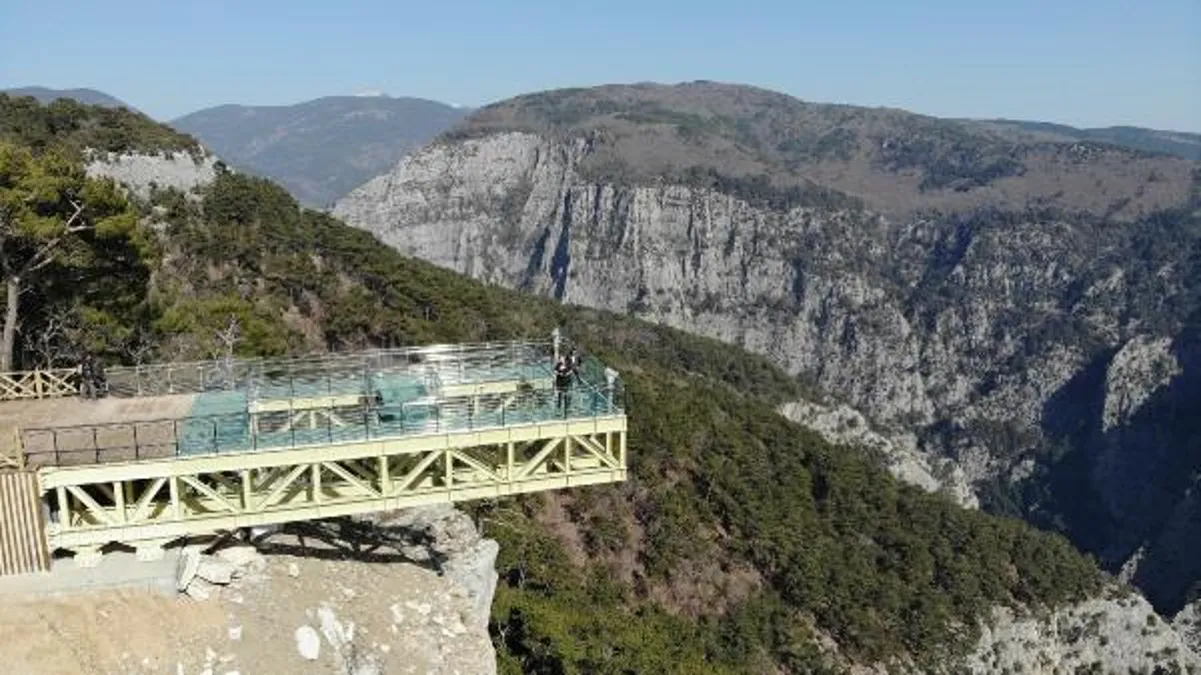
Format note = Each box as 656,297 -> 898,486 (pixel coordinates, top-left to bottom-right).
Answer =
2,86 -> 137,112
433,81 -> 1195,222
11,82 -> 1199,211
973,118 -> 1201,160
170,95 -> 471,207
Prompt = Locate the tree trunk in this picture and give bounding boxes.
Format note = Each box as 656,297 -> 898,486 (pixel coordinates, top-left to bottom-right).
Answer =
1,276 -> 19,372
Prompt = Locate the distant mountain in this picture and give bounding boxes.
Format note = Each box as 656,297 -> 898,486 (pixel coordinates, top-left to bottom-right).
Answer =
171,95 -> 471,208
2,86 -> 136,112
974,118 -> 1201,161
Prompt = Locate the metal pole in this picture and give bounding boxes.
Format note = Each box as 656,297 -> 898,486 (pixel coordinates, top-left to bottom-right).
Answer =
605,367 -> 618,413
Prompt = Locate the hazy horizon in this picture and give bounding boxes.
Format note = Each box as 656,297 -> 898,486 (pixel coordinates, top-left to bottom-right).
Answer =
1,0 -> 1198,133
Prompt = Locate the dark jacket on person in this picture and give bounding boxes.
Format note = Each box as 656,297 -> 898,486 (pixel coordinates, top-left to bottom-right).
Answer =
554,358 -> 576,390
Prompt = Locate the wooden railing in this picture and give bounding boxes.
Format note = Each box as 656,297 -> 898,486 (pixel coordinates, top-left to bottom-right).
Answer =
0,367 -> 80,402
1,418 -> 26,470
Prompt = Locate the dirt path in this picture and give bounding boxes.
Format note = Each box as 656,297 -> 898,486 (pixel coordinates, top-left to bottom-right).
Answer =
0,590 -> 227,674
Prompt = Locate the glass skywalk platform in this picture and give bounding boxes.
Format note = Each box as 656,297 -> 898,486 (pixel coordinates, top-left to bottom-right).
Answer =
21,338 -> 626,465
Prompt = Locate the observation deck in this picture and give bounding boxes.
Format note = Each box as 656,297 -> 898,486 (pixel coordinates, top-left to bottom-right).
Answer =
0,337 -> 628,573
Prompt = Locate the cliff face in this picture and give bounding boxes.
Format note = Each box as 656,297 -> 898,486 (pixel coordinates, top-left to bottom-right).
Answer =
86,148 -> 220,199
334,126 -> 1201,623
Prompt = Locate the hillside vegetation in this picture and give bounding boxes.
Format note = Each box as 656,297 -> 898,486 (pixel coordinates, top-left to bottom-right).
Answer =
445,81 -> 1196,220
0,97 -> 1108,673
1,86 -> 137,112
0,93 -> 202,159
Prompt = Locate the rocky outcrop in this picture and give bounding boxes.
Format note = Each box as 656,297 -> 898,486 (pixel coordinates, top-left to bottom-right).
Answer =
86,149 -> 219,199
333,129 -> 1201,619
176,541 -> 269,601
965,589 -> 1201,674
1102,335 -> 1182,433
174,506 -> 500,675
357,504 -> 501,632
778,399 -> 978,508
1174,600 -> 1201,656
333,131 -> 1108,433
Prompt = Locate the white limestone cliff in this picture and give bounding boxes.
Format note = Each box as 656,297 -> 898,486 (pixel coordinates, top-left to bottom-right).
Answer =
965,589 -> 1201,674
86,148 -> 220,200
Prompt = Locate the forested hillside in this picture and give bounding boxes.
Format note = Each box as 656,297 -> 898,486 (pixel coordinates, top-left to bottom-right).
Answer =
1,87 -> 137,113
0,94 -> 1108,673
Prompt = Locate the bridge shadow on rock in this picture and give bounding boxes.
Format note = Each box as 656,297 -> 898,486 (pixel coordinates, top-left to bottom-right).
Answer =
249,517 -> 447,572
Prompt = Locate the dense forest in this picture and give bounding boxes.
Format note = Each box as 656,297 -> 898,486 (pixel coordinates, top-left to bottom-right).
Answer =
0,94 -> 1108,673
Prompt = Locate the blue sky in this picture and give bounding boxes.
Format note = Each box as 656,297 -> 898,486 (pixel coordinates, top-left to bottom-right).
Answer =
2,0 -> 1198,131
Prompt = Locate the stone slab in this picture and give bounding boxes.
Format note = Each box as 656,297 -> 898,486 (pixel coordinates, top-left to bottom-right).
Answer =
0,551 -> 181,599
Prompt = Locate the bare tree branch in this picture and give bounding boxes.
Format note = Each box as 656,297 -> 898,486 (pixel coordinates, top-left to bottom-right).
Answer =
212,315 -> 242,360
121,327 -> 156,367
28,308 -> 80,368
211,315 -> 243,389
162,332 -> 200,362
22,200 -> 89,276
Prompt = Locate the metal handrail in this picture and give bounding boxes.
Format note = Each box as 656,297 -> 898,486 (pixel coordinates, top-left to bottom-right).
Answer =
14,332 -> 628,466
103,340 -> 558,398
21,384 -> 626,467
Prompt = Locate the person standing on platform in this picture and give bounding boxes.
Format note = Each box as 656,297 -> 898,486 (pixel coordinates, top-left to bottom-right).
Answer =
79,353 -> 97,399
554,354 -> 581,417
78,353 -> 107,400
92,355 -> 107,398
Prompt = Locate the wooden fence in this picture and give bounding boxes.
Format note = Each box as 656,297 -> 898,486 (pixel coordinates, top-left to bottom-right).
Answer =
0,368 -> 80,402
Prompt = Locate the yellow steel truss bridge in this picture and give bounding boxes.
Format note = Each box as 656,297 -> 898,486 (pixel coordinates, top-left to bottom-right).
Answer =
0,336 -> 628,574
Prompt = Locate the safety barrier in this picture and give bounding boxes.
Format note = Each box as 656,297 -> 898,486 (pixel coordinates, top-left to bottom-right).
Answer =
0,368 -> 79,401
0,335 -> 610,402
21,376 -> 626,467
102,340 -> 557,397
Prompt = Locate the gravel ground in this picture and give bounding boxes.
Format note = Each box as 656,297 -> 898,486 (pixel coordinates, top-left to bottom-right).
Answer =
0,540 -> 497,675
